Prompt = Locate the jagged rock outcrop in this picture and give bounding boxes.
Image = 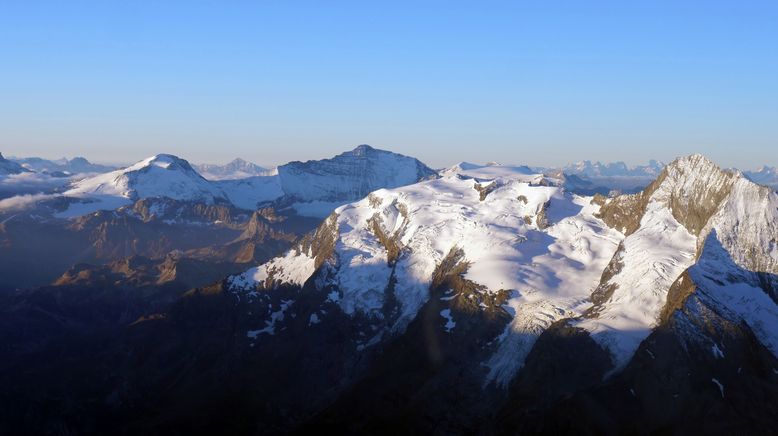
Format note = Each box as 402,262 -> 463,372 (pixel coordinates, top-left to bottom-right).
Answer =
0,197 -> 306,290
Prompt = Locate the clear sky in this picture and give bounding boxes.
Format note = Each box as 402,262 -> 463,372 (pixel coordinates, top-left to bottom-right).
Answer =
1,0 -> 776,169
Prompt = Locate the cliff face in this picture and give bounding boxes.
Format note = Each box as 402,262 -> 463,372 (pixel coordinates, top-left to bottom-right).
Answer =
277,144 -> 438,202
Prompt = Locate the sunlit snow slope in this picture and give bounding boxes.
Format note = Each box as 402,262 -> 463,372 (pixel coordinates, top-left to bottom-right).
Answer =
230,169 -> 624,384
230,153 -> 778,389
60,154 -> 229,216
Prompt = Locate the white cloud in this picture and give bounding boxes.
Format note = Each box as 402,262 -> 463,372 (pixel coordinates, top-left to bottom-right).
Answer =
0,193 -> 59,212
0,172 -> 74,192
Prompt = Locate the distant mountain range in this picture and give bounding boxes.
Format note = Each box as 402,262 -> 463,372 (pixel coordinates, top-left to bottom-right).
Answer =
0,152 -> 30,175
9,155 -> 117,175
743,165 -> 778,189
6,150 -> 776,205
194,158 -> 273,180
0,145 -> 438,288
61,154 -> 233,215
1,146 -> 778,434
558,159 -> 665,178
2,145 -> 438,219
553,160 -> 778,191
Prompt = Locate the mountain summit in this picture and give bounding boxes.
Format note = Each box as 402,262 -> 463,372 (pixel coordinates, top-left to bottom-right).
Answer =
276,144 -> 438,203
63,154 -> 230,214
195,158 -> 270,180
3,146 -> 440,218
223,153 -> 778,432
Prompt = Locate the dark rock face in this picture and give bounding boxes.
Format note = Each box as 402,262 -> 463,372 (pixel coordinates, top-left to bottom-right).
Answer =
594,169 -> 665,236
0,198 -> 309,290
586,242 -> 625,317
474,180 -> 499,201
502,321 -> 614,414
496,294 -> 778,436
53,254 -> 250,291
6,272 -> 775,436
303,247 -> 513,435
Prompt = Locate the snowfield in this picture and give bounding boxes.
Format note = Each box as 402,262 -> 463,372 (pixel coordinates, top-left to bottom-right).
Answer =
231,167 -> 624,384
66,154 -> 227,201
20,145 -> 438,219
231,154 -> 778,386
576,202 -> 697,371
59,154 -> 230,216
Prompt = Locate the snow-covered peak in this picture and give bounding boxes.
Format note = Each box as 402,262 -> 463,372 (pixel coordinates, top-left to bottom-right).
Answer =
440,162 -> 541,182
348,144 -> 377,156
441,162 -> 481,173
61,154 -> 228,215
195,158 -> 270,180
656,154 -> 733,192
578,153 -> 778,371
276,144 -> 438,203
220,145 -> 438,216
230,173 -> 623,384
5,147 -> 439,218
701,177 -> 778,274
125,154 -> 193,171
63,157 -> 112,173
667,153 -> 714,170
647,154 -> 737,235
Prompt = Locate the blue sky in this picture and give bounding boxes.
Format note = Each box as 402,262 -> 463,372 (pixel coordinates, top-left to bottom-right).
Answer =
1,0 -> 776,169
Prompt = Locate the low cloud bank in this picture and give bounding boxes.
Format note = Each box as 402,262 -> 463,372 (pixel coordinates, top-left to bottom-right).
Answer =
0,193 -> 59,212
0,172 -> 75,191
